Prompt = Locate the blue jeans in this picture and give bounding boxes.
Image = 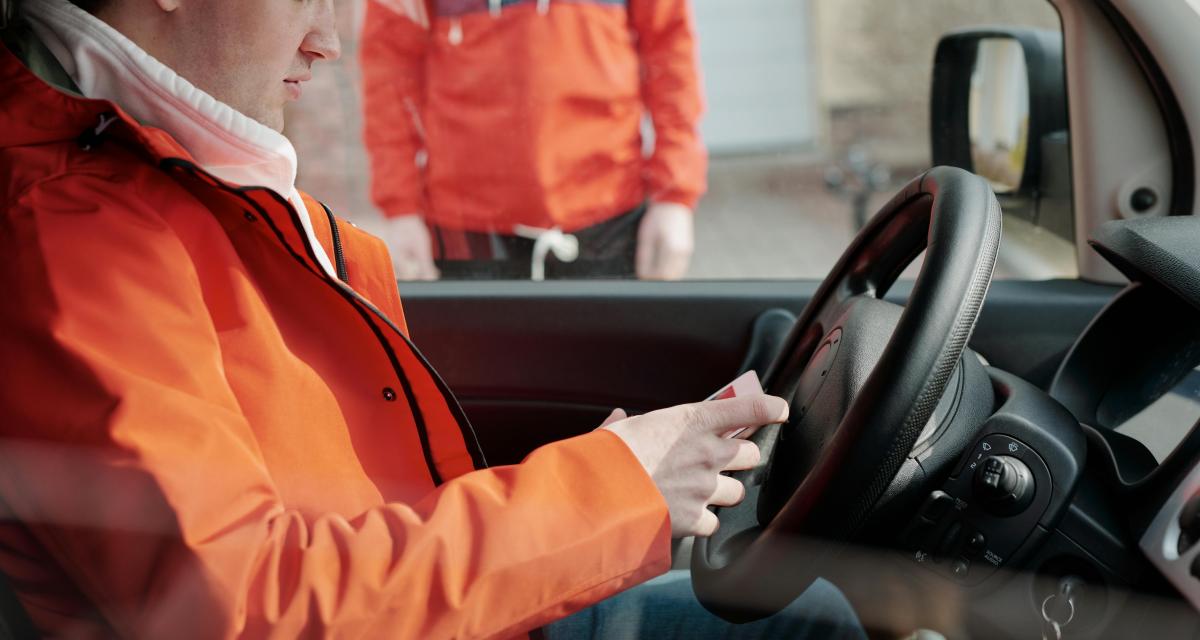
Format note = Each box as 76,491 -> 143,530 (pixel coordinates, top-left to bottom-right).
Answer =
543,571 -> 866,640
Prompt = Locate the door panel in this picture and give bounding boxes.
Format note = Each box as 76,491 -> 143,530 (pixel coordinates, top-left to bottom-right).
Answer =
399,279 -> 1119,465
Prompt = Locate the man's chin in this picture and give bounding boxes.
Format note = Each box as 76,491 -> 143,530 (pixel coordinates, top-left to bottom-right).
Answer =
247,107 -> 287,134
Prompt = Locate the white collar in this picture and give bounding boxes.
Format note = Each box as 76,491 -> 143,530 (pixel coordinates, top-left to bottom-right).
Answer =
22,0 -> 337,278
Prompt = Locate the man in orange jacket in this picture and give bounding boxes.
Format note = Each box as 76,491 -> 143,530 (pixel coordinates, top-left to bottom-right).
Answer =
0,0 -> 862,637
361,0 -> 705,281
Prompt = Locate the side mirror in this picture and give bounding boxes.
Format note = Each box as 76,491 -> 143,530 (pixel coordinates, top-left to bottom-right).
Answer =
931,28 -> 1068,199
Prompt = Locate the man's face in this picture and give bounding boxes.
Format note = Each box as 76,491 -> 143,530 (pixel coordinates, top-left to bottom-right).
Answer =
147,0 -> 341,131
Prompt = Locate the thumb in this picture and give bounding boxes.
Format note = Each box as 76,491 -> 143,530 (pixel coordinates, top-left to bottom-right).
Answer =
598,408 -> 628,428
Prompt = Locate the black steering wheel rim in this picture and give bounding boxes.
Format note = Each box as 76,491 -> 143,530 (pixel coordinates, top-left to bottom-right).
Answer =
692,166 -> 1002,620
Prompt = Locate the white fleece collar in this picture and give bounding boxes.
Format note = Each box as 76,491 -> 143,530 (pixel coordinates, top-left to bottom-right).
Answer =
22,0 -> 337,278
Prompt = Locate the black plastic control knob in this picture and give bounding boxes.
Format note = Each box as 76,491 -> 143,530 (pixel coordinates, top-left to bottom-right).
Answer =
973,455 -> 1035,516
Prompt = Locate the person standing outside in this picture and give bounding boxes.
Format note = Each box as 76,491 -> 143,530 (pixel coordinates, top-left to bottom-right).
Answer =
361,0 -> 706,280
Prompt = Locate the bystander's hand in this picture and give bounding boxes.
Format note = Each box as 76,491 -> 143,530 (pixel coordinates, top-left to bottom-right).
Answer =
600,394 -> 788,538
382,213 -> 440,281
636,202 -> 694,280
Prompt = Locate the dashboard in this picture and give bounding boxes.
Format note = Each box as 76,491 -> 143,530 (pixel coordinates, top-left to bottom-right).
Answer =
1051,281 -> 1200,464
896,215 -> 1200,638
1047,215 -> 1200,617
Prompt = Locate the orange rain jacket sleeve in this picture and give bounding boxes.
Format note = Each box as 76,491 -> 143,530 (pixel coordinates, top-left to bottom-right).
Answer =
631,0 -> 707,209
0,167 -> 671,638
361,0 -> 430,219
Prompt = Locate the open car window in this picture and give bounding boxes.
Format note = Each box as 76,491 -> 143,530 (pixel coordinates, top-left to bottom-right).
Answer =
287,0 -> 1073,282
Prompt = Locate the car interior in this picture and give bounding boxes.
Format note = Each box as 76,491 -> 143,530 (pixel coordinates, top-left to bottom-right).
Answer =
400,186 -> 1200,640
5,0 -> 1200,638
390,2 -> 1200,637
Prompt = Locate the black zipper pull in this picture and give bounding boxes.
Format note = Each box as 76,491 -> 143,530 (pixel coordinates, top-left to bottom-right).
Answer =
320,202 -> 350,283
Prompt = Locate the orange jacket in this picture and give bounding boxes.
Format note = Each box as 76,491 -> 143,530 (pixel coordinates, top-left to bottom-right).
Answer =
0,39 -> 670,639
361,0 -> 707,233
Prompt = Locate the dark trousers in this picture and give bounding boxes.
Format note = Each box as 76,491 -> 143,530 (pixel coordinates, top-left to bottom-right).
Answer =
543,573 -> 866,640
430,204 -> 646,280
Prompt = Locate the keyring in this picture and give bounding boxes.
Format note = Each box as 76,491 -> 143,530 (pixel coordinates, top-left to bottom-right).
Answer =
1041,593 -> 1076,627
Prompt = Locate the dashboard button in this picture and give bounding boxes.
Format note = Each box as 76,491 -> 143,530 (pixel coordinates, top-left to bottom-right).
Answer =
938,521 -> 964,558
974,455 -> 1036,516
920,491 -> 954,522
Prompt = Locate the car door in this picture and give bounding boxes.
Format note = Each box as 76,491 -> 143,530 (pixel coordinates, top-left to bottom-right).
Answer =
399,278 -> 1118,465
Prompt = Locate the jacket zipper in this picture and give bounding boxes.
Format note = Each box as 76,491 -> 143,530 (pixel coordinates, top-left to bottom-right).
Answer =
160,159 -> 489,480
320,202 -> 350,283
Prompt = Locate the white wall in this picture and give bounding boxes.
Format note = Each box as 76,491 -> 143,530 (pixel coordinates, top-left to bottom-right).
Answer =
691,0 -> 817,153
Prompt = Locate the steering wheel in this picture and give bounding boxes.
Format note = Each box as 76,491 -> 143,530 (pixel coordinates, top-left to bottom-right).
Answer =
692,166 -> 1002,619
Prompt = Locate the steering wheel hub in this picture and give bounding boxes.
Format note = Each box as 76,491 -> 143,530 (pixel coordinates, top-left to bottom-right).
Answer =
792,328 -> 840,425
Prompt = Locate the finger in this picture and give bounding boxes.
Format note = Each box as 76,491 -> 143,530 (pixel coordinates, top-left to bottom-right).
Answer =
689,394 -> 790,435
693,509 -> 720,538
402,257 -> 424,282
415,237 -> 439,281
598,408 -> 628,428
393,257 -> 416,281
635,234 -> 655,280
721,439 -> 761,472
417,259 -> 440,281
708,474 -> 747,508
662,248 -> 691,280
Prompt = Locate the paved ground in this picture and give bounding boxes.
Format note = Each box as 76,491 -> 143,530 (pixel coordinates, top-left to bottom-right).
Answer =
690,154 -> 1077,281
688,154 -> 894,280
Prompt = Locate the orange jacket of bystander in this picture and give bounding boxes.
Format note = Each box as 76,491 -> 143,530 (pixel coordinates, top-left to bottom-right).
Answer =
361,0 -> 707,233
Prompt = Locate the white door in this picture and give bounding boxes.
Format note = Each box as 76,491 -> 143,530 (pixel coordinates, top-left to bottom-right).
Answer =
691,0 -> 816,153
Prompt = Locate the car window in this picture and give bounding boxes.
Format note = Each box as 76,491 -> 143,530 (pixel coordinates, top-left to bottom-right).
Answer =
287,0 -> 1074,282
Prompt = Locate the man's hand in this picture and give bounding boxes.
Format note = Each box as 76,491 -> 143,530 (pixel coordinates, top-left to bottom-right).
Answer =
381,214 -> 439,281
601,395 -> 788,538
635,202 -> 694,280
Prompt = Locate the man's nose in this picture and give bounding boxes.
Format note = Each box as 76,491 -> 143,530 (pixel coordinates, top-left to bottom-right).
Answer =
304,0 -> 342,62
